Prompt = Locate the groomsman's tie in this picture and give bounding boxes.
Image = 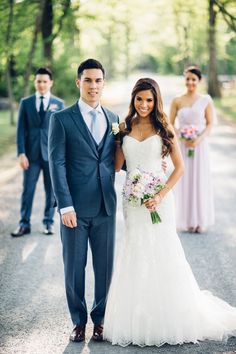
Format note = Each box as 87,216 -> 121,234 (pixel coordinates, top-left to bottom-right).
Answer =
39,96 -> 45,121
90,109 -> 101,144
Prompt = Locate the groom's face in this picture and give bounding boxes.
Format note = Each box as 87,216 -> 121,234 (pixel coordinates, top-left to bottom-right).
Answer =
76,69 -> 105,108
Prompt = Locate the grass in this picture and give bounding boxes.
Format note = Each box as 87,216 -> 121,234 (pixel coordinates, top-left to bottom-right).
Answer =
0,111 -> 17,157
214,86 -> 236,122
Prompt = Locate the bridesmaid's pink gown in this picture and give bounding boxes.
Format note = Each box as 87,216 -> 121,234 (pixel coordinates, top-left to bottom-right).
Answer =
174,95 -> 215,231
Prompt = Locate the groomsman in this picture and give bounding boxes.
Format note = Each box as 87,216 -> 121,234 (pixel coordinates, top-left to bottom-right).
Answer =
11,67 -> 64,237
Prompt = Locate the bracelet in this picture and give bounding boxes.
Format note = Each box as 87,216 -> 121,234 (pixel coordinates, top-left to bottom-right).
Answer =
155,193 -> 162,203
115,140 -> 121,146
164,184 -> 170,192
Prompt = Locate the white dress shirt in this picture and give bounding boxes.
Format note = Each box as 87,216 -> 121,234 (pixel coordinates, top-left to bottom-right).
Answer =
60,98 -> 107,216
78,98 -> 107,141
35,91 -> 51,111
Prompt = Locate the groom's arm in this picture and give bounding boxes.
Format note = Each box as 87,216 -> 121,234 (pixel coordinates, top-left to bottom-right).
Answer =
49,113 -> 77,228
48,113 -> 74,210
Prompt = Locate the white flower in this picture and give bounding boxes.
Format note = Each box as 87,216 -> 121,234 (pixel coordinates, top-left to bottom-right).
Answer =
129,168 -> 142,181
140,172 -> 153,185
132,183 -> 145,198
111,122 -> 120,135
48,103 -> 59,112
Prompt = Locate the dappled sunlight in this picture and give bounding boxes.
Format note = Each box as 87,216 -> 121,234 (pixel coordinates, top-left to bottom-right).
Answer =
0,209 -> 9,221
226,227 -> 236,248
22,241 -> 38,263
44,243 -> 60,265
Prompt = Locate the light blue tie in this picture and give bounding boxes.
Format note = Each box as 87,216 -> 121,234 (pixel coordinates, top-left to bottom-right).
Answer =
90,109 -> 100,144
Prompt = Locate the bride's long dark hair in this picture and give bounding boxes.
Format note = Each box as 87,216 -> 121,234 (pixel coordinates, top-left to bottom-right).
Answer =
121,78 -> 174,157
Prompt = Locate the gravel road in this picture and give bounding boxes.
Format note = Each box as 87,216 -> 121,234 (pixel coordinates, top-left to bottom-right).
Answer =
0,75 -> 236,354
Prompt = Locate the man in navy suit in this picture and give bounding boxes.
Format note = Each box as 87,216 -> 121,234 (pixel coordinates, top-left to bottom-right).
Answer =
11,67 -> 64,237
48,59 -> 119,342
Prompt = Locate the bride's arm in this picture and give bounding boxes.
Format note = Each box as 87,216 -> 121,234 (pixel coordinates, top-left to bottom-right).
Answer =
114,142 -> 125,172
144,127 -> 184,211
114,122 -> 126,172
157,127 -> 184,200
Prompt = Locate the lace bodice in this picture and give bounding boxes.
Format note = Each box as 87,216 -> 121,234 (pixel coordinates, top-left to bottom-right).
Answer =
122,135 -> 163,175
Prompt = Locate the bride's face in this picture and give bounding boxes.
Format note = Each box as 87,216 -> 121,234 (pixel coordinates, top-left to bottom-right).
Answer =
134,90 -> 154,119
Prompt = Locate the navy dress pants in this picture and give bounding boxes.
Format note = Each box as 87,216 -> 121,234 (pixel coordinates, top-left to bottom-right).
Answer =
20,159 -> 55,227
61,205 -> 116,326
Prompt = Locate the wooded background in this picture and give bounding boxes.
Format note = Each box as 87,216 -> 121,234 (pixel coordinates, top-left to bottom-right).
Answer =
0,0 -> 235,125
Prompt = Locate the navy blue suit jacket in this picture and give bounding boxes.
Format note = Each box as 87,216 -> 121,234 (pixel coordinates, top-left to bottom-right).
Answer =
48,102 -> 119,217
17,94 -> 64,162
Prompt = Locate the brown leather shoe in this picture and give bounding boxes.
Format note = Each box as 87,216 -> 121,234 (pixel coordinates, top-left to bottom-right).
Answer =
69,325 -> 86,342
92,324 -> 103,342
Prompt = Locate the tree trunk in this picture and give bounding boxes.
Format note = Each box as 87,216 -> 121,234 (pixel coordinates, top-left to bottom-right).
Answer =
5,0 -> 15,125
41,0 -> 53,66
106,28 -> 115,79
23,3 -> 44,97
124,20 -> 131,78
183,26 -> 190,67
6,58 -> 15,126
208,0 -> 221,98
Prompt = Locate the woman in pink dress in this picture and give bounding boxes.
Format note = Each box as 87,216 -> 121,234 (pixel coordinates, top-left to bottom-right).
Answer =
169,66 -> 215,233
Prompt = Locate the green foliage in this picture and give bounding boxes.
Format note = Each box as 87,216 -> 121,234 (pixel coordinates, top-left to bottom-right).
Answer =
0,110 -> 16,156
215,86 -> 236,122
0,0 -> 235,103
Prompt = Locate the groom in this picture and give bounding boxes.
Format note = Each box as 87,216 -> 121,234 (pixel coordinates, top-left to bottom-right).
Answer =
48,59 -> 119,342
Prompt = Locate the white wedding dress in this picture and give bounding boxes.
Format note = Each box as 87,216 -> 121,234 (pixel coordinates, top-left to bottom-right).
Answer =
103,134 -> 236,347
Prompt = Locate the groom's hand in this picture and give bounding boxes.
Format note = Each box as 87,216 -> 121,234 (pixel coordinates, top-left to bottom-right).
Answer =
61,211 -> 77,228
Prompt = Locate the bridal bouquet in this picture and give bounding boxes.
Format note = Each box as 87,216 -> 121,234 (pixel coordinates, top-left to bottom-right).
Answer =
123,167 -> 165,224
180,125 -> 199,157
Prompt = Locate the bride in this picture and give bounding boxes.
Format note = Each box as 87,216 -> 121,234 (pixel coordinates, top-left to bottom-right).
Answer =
103,77 -> 236,347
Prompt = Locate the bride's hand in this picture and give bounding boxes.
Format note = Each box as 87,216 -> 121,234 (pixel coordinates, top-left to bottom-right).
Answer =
144,194 -> 162,211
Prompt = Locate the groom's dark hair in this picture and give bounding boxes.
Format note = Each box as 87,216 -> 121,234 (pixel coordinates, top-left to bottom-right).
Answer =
77,59 -> 105,79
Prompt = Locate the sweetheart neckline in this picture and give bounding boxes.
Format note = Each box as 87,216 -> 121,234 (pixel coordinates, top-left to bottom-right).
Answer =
125,135 -> 158,143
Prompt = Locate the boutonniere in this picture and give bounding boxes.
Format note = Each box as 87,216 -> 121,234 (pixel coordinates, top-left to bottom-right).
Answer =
48,103 -> 59,112
110,122 -> 120,135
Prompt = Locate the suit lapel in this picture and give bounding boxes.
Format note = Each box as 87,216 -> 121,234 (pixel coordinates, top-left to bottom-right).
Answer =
70,103 -> 99,157
100,107 -> 114,157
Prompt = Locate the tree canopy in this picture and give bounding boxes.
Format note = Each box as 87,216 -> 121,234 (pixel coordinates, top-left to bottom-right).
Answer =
0,0 -> 235,104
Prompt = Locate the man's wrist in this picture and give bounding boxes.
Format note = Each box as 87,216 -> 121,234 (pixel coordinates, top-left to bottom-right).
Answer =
60,206 -> 75,215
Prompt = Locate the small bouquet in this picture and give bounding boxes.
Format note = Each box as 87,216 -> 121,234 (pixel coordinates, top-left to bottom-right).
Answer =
123,167 -> 165,224
180,125 -> 199,157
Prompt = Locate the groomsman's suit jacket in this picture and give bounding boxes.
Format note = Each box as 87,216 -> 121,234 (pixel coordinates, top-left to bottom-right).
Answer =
17,94 -> 64,161
48,102 -> 119,217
